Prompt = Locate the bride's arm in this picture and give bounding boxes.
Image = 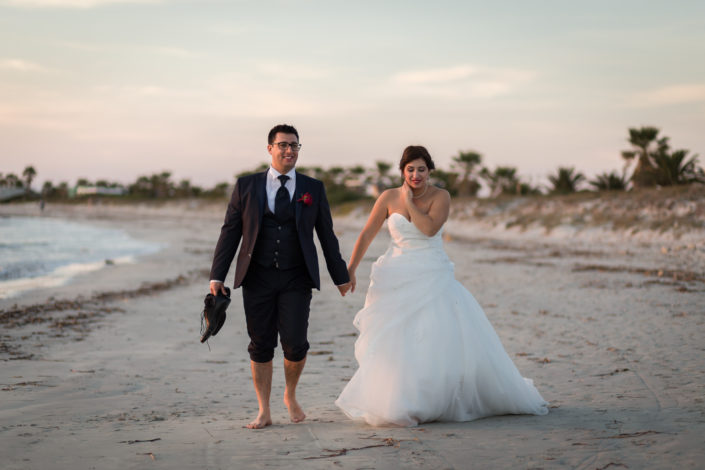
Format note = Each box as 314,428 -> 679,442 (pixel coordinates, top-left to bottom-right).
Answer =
404,185 -> 450,237
347,191 -> 390,292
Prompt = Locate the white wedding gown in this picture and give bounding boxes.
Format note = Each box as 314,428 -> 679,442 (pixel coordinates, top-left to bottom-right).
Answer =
335,213 -> 549,426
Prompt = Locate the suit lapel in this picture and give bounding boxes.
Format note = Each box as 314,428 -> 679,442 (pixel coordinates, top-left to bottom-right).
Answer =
254,171 -> 267,227
294,171 -> 304,229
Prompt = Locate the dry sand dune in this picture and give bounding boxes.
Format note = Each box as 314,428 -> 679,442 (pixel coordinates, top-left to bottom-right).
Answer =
1,198 -> 703,469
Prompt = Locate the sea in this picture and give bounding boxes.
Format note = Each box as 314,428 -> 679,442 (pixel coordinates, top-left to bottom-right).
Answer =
0,216 -> 162,299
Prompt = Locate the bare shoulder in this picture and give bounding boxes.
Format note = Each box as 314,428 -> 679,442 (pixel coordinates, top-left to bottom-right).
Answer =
366,188 -> 397,219
375,187 -> 399,206
429,186 -> 451,204
379,187 -> 400,200
373,188 -> 396,210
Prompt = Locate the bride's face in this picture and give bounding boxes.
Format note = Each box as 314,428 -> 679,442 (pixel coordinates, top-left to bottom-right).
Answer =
403,158 -> 429,189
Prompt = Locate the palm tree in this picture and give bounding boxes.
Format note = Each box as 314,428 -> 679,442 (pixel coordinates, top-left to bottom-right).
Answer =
547,167 -> 585,194
621,126 -> 663,187
176,179 -> 192,197
350,165 -> 366,177
208,182 -> 229,198
56,182 -> 69,199
375,161 -> 391,175
4,173 -> 23,188
452,150 -> 482,196
147,171 -> 173,198
336,165 -> 368,195
22,166 -> 36,192
311,166 -> 325,180
518,182 -> 542,195
430,169 -> 459,196
326,167 -> 345,185
42,181 -> 54,197
158,171 -> 174,198
374,161 -> 392,192
480,166 -> 520,197
653,150 -> 704,185
589,171 -> 627,191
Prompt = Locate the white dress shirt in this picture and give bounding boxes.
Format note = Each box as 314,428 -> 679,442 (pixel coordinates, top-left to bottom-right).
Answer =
266,166 -> 296,212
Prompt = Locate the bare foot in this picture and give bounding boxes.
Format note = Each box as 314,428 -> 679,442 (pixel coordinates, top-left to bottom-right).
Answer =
246,411 -> 272,429
284,396 -> 306,423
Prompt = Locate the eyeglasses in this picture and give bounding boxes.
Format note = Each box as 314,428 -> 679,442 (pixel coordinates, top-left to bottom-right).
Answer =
272,142 -> 302,151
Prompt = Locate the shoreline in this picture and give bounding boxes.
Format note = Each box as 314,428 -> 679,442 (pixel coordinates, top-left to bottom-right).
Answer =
0,254 -> 154,301
0,213 -> 164,300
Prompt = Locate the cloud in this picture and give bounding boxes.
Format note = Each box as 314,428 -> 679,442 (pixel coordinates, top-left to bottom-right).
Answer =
90,84 -> 201,100
55,40 -> 101,51
123,85 -> 172,96
389,64 -> 536,99
54,41 -> 195,58
392,65 -> 479,84
632,83 -> 705,107
0,0 -> 160,8
0,58 -> 46,72
149,47 -> 195,58
207,24 -> 252,37
256,62 -> 334,81
202,70 -> 370,118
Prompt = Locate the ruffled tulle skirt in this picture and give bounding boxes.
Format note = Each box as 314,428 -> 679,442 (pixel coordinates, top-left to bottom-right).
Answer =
335,244 -> 548,426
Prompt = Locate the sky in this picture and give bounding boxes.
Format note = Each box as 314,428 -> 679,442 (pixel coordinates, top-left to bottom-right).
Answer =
1,0 -> 704,189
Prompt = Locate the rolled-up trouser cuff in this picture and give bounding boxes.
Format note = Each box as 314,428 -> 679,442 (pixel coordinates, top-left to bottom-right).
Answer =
282,341 -> 309,362
248,343 -> 275,363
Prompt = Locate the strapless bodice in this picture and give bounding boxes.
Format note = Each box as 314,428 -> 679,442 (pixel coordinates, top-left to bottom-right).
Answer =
387,212 -> 444,254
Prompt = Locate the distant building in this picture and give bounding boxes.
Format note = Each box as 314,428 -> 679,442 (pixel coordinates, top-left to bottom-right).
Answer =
0,187 -> 26,201
74,186 -> 127,197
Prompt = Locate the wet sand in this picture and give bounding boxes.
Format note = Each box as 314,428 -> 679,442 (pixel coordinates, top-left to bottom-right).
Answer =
1,201 -> 704,469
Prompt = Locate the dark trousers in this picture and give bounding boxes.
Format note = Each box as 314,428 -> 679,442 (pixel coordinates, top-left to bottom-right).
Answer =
241,263 -> 313,363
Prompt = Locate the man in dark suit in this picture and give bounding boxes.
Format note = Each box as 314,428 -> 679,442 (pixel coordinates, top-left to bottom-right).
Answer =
209,124 -> 351,429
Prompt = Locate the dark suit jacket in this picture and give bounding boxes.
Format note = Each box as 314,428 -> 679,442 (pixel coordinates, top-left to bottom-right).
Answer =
210,170 -> 349,290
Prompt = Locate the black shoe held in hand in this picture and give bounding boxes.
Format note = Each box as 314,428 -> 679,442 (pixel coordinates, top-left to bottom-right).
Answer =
200,287 -> 231,344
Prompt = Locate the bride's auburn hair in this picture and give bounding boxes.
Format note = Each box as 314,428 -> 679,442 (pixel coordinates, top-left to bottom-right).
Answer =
399,146 -> 436,174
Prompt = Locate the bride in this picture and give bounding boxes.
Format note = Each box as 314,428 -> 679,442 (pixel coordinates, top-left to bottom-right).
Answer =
335,145 -> 549,426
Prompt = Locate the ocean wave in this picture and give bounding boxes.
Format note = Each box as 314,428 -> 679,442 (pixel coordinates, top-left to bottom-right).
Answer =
0,216 -> 162,298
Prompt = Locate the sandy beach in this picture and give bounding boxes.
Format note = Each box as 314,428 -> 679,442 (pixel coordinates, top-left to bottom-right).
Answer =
1,198 -> 704,469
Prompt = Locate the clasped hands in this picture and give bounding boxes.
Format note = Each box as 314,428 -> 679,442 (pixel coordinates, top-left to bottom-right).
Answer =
337,268 -> 356,297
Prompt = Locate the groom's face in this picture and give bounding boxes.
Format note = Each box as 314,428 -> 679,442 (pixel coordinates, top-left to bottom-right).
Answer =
268,132 -> 299,174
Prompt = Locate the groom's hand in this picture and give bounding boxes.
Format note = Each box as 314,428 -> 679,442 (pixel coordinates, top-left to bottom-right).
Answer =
210,280 -> 227,296
337,282 -> 351,297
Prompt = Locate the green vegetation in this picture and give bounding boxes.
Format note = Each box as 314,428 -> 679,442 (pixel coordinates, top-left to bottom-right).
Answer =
622,126 -> 704,188
548,167 -> 586,195
479,166 -> 541,197
2,125 -> 702,204
452,150 -> 482,196
589,171 -> 628,191
1,168 -> 231,203
455,184 -> 705,235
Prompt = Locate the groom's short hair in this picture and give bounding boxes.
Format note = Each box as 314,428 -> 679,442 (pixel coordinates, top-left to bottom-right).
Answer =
268,124 -> 299,144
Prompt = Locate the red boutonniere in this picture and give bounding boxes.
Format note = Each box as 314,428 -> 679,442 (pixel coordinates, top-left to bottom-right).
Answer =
297,192 -> 313,206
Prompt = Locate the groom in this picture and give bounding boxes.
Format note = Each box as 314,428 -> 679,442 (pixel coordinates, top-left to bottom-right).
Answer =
209,124 -> 351,429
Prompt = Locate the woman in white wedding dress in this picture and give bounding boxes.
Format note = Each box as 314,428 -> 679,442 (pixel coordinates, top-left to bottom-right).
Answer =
335,146 -> 549,427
